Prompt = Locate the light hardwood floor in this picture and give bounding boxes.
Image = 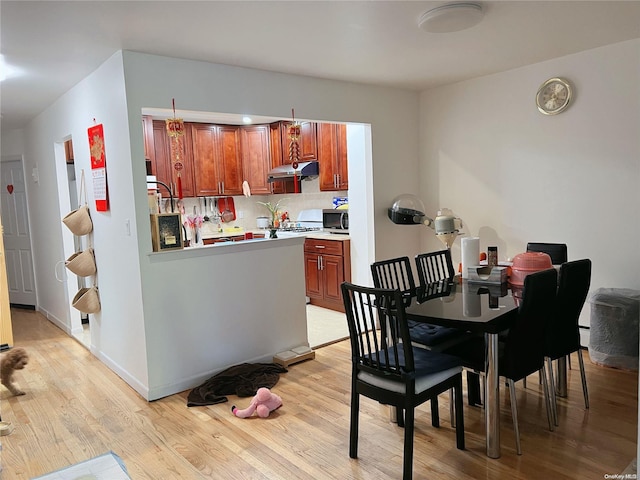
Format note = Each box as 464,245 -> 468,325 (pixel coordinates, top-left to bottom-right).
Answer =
1,308 -> 637,479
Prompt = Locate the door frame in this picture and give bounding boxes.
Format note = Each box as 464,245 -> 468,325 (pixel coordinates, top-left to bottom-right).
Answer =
53,138 -> 86,339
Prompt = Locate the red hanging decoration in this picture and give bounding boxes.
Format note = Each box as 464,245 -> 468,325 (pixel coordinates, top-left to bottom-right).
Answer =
289,108 -> 301,193
166,99 -> 186,199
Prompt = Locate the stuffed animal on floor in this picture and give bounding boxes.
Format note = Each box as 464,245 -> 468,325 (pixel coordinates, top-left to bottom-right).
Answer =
231,387 -> 282,418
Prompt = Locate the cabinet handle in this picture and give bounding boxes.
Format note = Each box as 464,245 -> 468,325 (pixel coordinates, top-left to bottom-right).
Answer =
319,255 -> 324,271
315,245 -> 325,249
317,256 -> 321,270
221,181 -> 225,194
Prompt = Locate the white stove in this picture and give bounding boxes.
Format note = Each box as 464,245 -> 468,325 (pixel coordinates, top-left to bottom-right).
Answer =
273,209 -> 323,238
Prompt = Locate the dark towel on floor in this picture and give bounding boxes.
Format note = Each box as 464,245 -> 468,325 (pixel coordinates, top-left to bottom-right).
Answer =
187,362 -> 287,407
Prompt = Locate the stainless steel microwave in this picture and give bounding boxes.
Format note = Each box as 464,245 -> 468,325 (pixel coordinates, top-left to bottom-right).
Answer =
322,209 -> 349,233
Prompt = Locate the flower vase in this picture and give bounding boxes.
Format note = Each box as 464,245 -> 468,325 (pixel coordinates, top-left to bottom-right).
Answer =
269,228 -> 278,239
190,226 -> 203,247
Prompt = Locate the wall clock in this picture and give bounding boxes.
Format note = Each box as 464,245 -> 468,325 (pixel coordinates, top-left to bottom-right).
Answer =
536,77 -> 573,115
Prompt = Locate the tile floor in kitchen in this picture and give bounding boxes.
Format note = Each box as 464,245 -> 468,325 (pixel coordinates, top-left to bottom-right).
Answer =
306,304 -> 349,349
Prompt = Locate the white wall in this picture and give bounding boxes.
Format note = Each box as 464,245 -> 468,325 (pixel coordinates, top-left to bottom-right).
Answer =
420,39 -> 640,295
1,129 -> 25,157
421,40 -> 640,463
17,51 -> 150,392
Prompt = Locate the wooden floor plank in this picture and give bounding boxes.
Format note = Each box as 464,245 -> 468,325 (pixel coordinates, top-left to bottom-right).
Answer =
0,308 -> 637,479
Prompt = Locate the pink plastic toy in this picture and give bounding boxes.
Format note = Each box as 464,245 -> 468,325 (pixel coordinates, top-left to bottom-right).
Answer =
231,387 -> 283,418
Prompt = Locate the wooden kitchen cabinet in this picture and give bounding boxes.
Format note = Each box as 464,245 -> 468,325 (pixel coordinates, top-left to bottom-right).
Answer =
241,125 -> 271,195
299,121 -> 318,162
317,123 -> 348,191
64,139 -> 74,163
191,124 -> 243,196
304,237 -> 351,312
272,120 -> 318,163
151,120 -> 196,198
268,122 -> 301,194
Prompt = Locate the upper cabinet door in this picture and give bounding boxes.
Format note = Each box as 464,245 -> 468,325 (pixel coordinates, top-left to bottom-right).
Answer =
282,121 -> 317,162
299,121 -> 318,162
191,124 -> 243,196
217,126 -> 243,196
318,123 -> 348,192
241,125 -> 271,196
191,123 -> 220,196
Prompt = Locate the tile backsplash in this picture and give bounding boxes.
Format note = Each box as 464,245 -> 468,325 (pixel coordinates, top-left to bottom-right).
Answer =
160,177 -> 346,231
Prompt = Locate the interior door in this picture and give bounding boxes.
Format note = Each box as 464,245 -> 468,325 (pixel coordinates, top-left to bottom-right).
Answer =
0,159 -> 36,306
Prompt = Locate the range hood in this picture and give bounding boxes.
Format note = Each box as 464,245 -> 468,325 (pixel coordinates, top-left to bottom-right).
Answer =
267,161 -> 319,182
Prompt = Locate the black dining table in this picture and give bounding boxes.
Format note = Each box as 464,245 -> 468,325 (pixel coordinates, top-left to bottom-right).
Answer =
405,279 -> 518,459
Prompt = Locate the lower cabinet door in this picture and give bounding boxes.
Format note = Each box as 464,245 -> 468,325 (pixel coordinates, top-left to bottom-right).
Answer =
322,254 -> 344,305
304,253 -> 323,299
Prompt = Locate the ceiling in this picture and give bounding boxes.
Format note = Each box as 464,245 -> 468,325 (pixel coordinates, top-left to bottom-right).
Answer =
2,1 -> 640,131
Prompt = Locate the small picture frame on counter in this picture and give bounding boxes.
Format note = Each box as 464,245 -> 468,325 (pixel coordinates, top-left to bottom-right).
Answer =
150,213 -> 184,252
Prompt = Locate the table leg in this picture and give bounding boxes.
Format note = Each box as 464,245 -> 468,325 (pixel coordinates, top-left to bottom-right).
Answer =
486,332 -> 501,458
389,406 -> 397,423
556,357 -> 568,397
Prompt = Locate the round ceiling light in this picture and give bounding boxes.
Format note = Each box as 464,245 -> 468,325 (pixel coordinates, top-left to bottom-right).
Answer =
418,2 -> 484,33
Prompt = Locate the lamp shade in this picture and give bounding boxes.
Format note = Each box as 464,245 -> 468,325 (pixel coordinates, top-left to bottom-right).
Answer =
418,2 -> 484,33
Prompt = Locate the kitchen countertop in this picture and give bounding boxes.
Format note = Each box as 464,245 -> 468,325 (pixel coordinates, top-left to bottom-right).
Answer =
199,228 -> 350,241
304,232 -> 350,241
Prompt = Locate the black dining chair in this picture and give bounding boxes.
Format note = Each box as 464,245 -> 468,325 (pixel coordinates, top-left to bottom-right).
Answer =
371,257 -> 465,351
526,242 -> 568,265
414,249 -> 481,404
545,259 -> 592,424
444,268 -> 558,455
414,249 -> 456,286
341,282 -> 465,480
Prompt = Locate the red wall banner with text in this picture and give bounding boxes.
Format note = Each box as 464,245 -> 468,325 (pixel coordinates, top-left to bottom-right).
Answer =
88,124 -> 109,212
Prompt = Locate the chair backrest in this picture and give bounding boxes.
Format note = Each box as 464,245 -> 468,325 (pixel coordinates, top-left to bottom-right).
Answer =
502,268 -> 558,381
415,249 -> 455,287
370,256 -> 416,306
341,282 -> 415,379
546,259 -> 592,359
526,242 -> 568,265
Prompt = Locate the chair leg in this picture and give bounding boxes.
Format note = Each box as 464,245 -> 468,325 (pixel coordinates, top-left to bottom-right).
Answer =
449,389 -> 456,428
546,357 -> 558,426
349,391 -> 360,458
508,380 -> 522,455
403,407 -> 415,480
431,397 -> 440,428
454,375 -> 465,450
523,376 -> 527,389
541,363 -> 554,432
577,349 -> 590,409
567,353 -> 572,370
